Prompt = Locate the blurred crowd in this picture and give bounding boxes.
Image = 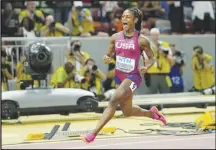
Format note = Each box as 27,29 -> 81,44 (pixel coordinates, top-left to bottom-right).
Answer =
1,1 -> 215,101
1,1 -> 215,38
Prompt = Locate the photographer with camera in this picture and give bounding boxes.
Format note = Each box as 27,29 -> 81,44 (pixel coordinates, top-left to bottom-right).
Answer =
16,56 -> 39,90
169,50 -> 185,93
1,50 -> 13,91
40,15 -> 70,37
79,58 -> 107,96
102,57 -> 116,101
19,1 -> 44,35
67,1 -> 95,37
145,28 -> 174,95
191,45 -> 214,92
50,61 -> 85,88
103,57 -> 116,92
66,40 -> 90,72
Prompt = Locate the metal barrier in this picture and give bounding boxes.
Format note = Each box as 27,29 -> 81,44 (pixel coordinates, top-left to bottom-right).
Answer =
99,93 -> 215,108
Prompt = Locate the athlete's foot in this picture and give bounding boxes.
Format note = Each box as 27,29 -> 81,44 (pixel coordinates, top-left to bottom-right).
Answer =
150,106 -> 167,125
81,132 -> 96,144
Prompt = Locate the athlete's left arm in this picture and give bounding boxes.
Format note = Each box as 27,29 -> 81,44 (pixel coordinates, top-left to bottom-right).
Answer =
139,36 -> 156,69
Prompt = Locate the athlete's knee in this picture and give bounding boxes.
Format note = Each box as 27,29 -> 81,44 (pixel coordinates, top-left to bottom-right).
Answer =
109,87 -> 129,107
122,110 -> 132,117
108,98 -> 118,108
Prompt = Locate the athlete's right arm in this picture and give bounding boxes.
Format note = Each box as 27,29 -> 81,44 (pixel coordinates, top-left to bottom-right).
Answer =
106,34 -> 116,57
104,34 -> 116,64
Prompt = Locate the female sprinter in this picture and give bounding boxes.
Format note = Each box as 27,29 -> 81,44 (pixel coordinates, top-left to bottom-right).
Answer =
82,7 -> 167,143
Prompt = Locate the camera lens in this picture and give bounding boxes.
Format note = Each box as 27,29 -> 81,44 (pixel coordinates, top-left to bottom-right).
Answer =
92,65 -> 98,71
74,45 -> 80,51
81,78 -> 86,83
37,52 -> 46,61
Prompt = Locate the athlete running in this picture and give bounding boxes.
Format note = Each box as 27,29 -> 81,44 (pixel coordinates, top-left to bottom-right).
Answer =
81,7 -> 167,143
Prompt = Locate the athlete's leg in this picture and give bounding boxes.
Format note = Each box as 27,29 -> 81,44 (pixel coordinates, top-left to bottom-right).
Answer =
92,79 -> 132,135
82,78 -> 132,143
120,89 -> 153,118
120,78 -> 167,124
120,94 -> 166,124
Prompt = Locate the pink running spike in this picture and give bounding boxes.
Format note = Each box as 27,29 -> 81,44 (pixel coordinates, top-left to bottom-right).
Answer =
81,132 -> 96,143
150,106 -> 167,125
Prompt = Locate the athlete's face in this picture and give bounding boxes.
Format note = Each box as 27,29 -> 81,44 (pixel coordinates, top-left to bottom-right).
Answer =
121,10 -> 135,31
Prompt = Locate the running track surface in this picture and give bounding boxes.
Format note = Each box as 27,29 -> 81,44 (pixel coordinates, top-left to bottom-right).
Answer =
2,134 -> 215,149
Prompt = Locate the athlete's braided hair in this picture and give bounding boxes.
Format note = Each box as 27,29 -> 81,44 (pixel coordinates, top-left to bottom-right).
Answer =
128,7 -> 143,32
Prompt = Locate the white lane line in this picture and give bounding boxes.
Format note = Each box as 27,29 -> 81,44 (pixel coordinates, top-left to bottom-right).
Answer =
67,136 -> 215,149
2,135 -> 157,147
2,134 -> 214,148
2,134 -> 19,138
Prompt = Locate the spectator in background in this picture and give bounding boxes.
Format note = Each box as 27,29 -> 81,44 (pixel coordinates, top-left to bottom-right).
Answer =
82,0 -> 92,6
2,2 -> 19,37
160,1 -> 169,19
169,50 -> 185,93
1,50 -> 13,91
1,42 -> 18,78
154,1 -> 171,34
67,1 -> 95,37
19,17 -> 36,37
183,1 -> 193,21
116,1 -> 130,10
103,57 -> 116,101
130,1 -> 139,8
103,57 -> 116,92
99,1 -> 118,23
141,1 -> 166,29
66,40 -> 90,72
192,1 -> 215,34
19,1 -> 45,36
16,56 -> 38,90
79,58 -> 106,96
16,17 -> 37,47
109,7 -> 124,35
50,61 -> 82,88
145,28 -> 174,95
40,15 -> 70,37
168,1 -> 186,34
191,46 -> 215,92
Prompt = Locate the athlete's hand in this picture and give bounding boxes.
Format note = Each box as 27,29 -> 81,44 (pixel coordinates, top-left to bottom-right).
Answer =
139,66 -> 148,74
103,55 -> 112,64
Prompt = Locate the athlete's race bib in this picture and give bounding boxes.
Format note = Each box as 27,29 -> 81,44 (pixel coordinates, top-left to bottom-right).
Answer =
129,81 -> 137,92
116,56 -> 135,73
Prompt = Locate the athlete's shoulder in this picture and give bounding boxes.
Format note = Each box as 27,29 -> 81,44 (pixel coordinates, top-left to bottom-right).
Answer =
111,31 -> 122,39
138,33 -> 151,48
138,33 -> 151,43
110,32 -> 122,42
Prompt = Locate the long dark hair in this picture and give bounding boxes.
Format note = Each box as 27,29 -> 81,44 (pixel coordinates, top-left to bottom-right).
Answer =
128,7 -> 143,32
